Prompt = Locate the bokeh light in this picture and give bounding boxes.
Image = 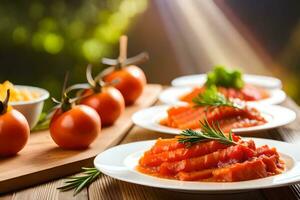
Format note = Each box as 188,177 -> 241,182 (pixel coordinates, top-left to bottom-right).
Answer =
43,33 -> 64,54
0,0 -> 148,109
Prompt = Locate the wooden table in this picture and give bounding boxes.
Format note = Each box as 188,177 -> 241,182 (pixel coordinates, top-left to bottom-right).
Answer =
1,97 -> 300,200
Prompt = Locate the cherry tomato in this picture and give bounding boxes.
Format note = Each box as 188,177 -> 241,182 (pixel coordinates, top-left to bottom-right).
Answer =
0,109 -> 30,157
104,65 -> 146,105
80,86 -> 125,126
50,105 -> 101,149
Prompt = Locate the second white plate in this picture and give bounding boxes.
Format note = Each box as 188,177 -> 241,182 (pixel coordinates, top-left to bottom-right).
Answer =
132,105 -> 296,135
159,86 -> 286,106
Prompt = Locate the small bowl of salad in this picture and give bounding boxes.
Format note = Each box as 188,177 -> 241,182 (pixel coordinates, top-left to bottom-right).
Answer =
0,81 -> 49,129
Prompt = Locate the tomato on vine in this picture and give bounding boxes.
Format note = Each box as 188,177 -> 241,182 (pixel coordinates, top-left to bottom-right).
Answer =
0,90 -> 30,157
77,64 -> 125,126
49,75 -> 101,150
102,35 -> 148,105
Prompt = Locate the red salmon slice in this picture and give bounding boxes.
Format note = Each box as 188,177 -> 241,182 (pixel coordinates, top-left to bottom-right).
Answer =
147,138 -> 185,155
165,107 -> 205,129
140,140 -> 229,167
176,168 -> 214,181
180,87 -> 205,103
171,150 -> 282,181
256,145 -> 279,158
211,154 -> 282,182
218,118 -> 266,133
169,107 -> 204,122
180,84 -> 269,103
212,158 -> 268,182
260,155 -> 280,173
161,104 -> 266,130
159,144 -> 255,175
241,84 -> 269,101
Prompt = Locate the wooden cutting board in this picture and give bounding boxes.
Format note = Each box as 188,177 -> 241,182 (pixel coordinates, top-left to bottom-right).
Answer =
0,84 -> 162,194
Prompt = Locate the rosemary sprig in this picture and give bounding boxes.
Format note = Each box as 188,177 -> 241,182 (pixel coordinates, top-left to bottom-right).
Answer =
192,86 -> 239,109
58,167 -> 101,196
178,119 -> 237,146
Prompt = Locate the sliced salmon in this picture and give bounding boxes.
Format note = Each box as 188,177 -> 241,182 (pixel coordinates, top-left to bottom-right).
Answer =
160,105 -> 266,131
180,84 -> 269,103
211,158 -> 268,182
176,168 -> 214,181
159,144 -> 255,175
140,140 -> 229,167
137,137 -> 284,182
256,145 -> 279,158
180,87 -> 205,103
148,138 -> 185,155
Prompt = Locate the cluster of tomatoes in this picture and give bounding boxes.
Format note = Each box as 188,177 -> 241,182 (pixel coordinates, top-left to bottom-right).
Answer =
50,63 -> 146,150
0,36 -> 148,156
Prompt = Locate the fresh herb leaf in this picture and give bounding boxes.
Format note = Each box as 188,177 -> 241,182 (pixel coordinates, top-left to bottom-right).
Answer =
205,66 -> 244,89
178,119 -> 237,146
31,112 -> 51,131
58,167 -> 101,196
192,86 -> 238,108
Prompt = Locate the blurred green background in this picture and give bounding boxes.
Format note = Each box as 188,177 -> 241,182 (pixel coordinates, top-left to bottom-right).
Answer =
0,0 -> 148,109
1,0 -> 300,110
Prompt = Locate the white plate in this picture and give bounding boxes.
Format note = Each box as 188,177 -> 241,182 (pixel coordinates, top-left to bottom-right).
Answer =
172,74 -> 282,89
132,105 -> 296,134
159,86 -> 286,106
94,138 -> 300,193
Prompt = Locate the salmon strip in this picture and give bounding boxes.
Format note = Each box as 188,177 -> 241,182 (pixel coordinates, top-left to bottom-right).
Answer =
217,118 -> 266,133
148,138 -> 185,155
140,140 -> 229,167
159,144 -> 255,175
205,106 -> 265,123
211,158 -> 268,182
211,154 -> 282,182
176,168 -> 214,181
256,145 -> 279,158
175,154 -> 282,181
241,84 -> 270,101
180,87 -> 205,103
260,155 -> 280,173
168,107 -> 205,129
180,84 -> 269,103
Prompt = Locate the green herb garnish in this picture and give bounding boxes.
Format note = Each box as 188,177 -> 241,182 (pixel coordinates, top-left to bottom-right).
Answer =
178,119 -> 237,146
31,112 -> 51,131
205,65 -> 244,89
192,86 -> 238,108
58,167 -> 101,196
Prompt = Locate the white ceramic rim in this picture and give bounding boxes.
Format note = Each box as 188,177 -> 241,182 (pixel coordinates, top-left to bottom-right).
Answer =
132,105 -> 296,134
171,74 -> 282,89
94,138 -> 300,193
158,86 -> 287,106
9,85 -> 50,106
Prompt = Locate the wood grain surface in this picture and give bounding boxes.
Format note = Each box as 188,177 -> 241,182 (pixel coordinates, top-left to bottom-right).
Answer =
1,93 -> 300,200
0,84 -> 162,194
